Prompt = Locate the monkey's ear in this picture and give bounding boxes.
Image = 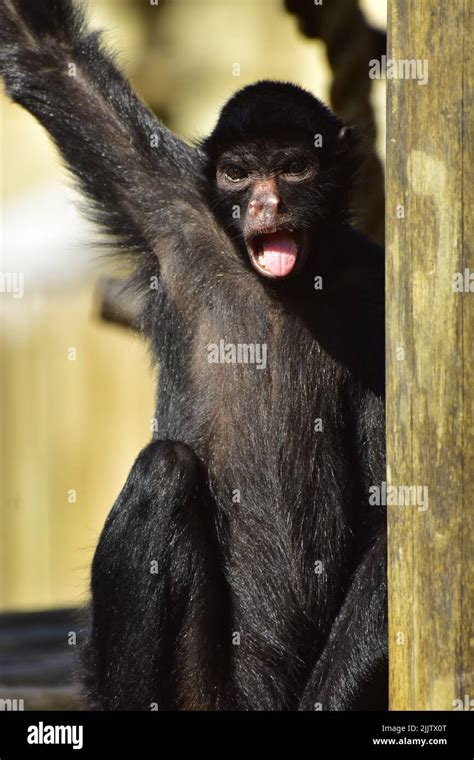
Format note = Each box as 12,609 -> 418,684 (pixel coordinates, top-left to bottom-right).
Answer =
336,123 -> 366,174
337,124 -> 359,150
338,125 -> 352,140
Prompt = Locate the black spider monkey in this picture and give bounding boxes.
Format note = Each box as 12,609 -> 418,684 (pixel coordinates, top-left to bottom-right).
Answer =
0,0 -> 387,711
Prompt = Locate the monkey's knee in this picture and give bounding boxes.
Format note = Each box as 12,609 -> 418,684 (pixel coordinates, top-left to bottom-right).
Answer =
131,439 -> 200,505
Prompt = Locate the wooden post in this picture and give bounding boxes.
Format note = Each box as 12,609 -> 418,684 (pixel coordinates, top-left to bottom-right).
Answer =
386,0 -> 473,709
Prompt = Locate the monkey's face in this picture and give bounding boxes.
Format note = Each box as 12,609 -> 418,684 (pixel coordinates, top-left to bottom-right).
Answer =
204,82 -> 360,279
213,140 -> 338,280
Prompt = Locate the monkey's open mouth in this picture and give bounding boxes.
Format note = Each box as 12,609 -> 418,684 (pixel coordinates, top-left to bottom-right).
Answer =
247,229 -> 300,278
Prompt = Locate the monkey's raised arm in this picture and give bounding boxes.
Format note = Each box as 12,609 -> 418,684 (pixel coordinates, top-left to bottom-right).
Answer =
0,0 -> 223,275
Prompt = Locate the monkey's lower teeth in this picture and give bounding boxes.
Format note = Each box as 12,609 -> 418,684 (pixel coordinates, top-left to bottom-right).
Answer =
258,254 -> 267,269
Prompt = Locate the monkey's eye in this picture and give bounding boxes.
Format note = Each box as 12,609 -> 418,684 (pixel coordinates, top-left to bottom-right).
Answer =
284,158 -> 310,175
222,165 -> 248,182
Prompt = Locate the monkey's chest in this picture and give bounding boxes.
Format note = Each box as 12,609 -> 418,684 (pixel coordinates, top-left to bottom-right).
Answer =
195,326 -> 353,502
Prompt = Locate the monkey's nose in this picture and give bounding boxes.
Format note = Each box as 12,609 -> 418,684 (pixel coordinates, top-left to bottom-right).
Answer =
249,193 -> 280,219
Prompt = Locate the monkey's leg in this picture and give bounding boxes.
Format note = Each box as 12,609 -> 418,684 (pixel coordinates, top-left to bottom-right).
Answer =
299,533 -> 387,711
82,441 -> 230,711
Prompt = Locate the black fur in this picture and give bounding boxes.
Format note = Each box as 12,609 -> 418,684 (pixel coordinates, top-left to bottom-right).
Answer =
0,0 -> 387,711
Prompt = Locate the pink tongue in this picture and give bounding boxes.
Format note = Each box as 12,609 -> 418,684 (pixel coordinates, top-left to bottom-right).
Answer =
261,231 -> 298,276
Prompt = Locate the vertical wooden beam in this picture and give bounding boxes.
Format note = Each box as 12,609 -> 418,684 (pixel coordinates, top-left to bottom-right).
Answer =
386,0 -> 473,709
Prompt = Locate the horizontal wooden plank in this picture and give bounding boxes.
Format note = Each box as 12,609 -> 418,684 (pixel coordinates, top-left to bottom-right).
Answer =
0,608 -> 84,710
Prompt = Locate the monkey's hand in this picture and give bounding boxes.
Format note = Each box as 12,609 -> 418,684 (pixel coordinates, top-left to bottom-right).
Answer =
0,0 -> 87,97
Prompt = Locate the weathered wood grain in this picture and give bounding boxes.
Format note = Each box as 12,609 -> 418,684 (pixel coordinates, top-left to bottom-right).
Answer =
387,0 -> 473,709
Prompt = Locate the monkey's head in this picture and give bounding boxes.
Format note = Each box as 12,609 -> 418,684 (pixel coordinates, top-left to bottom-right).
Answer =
203,81 -> 361,280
